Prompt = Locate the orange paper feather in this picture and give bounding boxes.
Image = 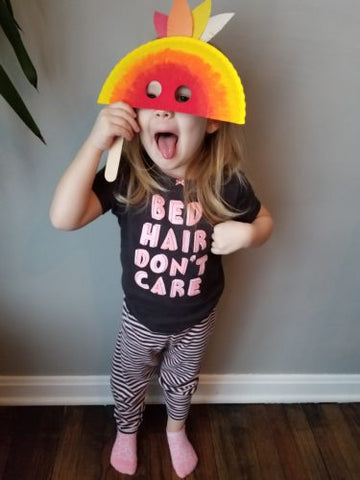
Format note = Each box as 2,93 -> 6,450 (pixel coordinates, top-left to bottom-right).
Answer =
167,0 -> 193,37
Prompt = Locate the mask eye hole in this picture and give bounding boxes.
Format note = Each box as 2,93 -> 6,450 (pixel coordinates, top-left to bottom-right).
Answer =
146,80 -> 162,98
175,85 -> 192,103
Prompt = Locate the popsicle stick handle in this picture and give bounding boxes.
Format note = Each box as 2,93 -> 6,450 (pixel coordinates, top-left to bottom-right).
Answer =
104,137 -> 124,182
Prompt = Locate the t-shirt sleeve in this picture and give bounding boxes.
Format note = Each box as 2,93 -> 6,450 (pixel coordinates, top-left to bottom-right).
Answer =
223,174 -> 261,223
92,167 -> 116,214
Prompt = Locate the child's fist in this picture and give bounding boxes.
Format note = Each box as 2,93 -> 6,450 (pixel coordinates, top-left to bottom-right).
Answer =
88,102 -> 140,151
211,220 -> 253,255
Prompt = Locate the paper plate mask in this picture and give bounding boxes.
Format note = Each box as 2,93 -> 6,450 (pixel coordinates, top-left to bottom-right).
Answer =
97,0 -> 246,181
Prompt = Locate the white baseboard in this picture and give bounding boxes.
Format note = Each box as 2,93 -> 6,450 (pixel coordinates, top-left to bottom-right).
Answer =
0,374 -> 359,406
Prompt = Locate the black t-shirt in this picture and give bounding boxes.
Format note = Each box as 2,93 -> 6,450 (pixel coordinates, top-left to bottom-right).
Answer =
93,167 -> 261,333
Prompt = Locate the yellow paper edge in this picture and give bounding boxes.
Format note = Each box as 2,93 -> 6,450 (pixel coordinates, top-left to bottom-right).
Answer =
192,0 -> 212,39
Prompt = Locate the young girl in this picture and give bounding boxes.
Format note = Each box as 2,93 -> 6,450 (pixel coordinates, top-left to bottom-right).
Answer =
50,101 -> 273,477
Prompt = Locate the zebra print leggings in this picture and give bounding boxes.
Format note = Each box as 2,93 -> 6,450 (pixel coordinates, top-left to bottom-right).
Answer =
111,302 -> 216,433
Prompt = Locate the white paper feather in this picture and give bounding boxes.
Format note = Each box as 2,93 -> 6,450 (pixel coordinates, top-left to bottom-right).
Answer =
200,13 -> 235,42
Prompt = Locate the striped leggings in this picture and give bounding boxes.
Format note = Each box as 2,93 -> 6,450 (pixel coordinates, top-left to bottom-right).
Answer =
111,303 -> 216,433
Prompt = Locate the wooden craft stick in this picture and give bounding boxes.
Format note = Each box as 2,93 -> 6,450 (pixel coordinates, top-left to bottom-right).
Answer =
105,137 -> 124,182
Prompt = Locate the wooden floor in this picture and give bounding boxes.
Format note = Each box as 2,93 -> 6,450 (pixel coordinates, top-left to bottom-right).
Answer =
0,403 -> 359,479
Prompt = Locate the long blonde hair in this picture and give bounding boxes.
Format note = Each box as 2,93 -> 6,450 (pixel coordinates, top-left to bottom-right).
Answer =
117,121 -> 248,225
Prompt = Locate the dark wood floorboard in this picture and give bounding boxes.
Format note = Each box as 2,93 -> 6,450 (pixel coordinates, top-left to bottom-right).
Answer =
0,404 -> 359,480
265,404 -> 309,480
284,404 -> 331,480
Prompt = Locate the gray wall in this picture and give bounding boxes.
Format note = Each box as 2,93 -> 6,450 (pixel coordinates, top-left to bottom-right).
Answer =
1,0 -> 359,376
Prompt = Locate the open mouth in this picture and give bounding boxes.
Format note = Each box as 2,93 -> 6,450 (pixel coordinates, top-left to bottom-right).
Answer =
155,132 -> 178,159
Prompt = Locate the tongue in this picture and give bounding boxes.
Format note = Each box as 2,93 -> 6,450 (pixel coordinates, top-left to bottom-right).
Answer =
157,134 -> 177,159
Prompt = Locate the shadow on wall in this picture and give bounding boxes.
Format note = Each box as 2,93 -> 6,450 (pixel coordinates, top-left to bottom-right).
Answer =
0,212 -> 120,376
0,300 -> 50,376
200,13 -> 301,373
202,247 -> 274,374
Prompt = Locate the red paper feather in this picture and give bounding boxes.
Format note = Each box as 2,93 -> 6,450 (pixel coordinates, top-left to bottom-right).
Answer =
153,11 -> 168,38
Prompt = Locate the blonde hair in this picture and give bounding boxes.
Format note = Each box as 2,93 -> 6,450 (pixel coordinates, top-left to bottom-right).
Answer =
117,122 -> 248,225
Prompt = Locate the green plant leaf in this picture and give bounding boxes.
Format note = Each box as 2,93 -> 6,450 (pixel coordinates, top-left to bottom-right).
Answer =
0,1 -> 38,88
1,64 -> 45,143
3,0 -> 20,29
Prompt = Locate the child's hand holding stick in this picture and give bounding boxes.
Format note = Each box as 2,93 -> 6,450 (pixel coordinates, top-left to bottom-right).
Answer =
89,102 -> 140,181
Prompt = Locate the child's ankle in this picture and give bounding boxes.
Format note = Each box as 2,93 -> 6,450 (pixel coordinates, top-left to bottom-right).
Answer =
110,431 -> 137,475
167,428 -> 198,478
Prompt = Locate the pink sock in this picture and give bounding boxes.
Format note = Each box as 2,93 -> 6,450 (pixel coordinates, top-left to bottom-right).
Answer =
167,428 -> 198,478
110,431 -> 137,475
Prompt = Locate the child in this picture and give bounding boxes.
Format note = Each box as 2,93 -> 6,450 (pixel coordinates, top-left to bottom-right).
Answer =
50,2 -> 273,477
50,102 -> 273,477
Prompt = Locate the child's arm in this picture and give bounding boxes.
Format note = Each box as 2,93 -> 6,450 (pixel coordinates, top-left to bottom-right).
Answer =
211,205 -> 274,255
50,102 -> 140,230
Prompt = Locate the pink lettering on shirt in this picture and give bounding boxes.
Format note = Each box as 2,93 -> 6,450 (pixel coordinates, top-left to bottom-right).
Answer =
187,277 -> 202,296
170,279 -> 185,298
134,249 -> 150,268
196,254 -> 208,275
134,194 -> 211,300
151,195 -> 166,220
150,254 -> 169,274
134,271 -> 149,289
169,257 -> 189,276
168,200 -> 184,225
182,230 -> 191,253
186,202 -> 202,226
151,277 -> 167,295
140,223 -> 161,247
193,230 -> 207,253
160,228 -> 178,251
